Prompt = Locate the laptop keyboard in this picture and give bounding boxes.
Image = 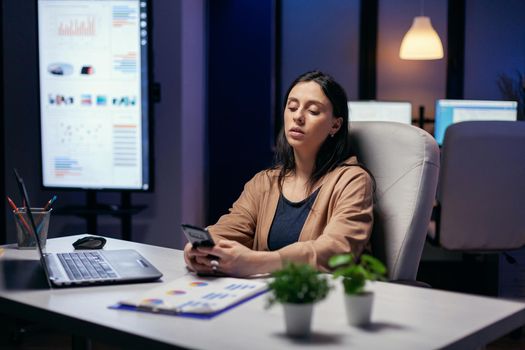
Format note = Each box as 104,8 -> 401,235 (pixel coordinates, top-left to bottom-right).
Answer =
57,252 -> 118,281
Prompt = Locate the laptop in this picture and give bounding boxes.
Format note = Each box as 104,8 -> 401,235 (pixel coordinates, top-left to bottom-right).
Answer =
13,169 -> 163,288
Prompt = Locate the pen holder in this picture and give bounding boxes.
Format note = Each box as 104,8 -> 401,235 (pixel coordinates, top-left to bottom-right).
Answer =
13,208 -> 52,250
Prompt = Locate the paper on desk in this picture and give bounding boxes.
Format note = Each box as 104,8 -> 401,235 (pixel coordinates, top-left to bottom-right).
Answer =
118,274 -> 268,314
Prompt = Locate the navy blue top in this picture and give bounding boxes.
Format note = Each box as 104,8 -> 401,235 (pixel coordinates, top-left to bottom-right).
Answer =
267,189 -> 320,251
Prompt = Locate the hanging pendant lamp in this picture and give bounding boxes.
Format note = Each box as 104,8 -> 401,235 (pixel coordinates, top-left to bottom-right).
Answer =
399,15 -> 444,60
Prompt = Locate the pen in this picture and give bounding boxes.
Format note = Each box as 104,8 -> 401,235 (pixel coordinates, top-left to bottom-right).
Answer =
6,196 -> 33,233
43,195 -> 57,211
36,197 -> 55,234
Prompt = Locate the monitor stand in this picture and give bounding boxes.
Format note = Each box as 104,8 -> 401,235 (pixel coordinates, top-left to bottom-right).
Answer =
54,191 -> 147,241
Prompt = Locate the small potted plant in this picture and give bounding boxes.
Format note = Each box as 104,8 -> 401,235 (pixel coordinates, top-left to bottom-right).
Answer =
328,253 -> 387,326
266,262 -> 330,337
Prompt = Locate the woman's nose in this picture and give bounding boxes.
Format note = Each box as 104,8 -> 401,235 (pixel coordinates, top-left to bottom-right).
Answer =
293,109 -> 304,124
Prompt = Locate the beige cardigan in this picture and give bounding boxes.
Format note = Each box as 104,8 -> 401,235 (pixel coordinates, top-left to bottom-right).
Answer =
207,156 -> 374,272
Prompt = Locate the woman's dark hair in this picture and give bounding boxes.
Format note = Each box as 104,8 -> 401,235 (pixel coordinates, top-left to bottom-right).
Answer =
273,70 -> 351,193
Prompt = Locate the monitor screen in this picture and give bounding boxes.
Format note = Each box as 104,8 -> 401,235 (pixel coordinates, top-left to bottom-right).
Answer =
434,99 -> 518,145
348,101 -> 412,124
37,0 -> 152,191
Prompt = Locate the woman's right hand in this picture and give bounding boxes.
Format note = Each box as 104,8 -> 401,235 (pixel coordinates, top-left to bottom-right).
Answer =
183,242 -> 215,274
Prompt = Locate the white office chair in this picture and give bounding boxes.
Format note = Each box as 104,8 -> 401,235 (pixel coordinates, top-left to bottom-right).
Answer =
428,121 -> 525,251
349,122 -> 440,282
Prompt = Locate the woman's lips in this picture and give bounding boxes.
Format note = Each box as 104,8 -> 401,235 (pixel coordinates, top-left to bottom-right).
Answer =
289,128 -> 305,139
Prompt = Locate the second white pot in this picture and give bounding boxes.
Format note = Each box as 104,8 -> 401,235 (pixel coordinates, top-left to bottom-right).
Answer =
344,292 -> 374,326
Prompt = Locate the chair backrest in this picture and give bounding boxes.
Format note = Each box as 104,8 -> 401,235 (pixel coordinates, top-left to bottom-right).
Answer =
437,121 -> 525,251
349,122 -> 440,281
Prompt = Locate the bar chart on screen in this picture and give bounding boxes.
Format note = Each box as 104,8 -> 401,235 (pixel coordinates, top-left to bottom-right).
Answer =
45,10 -> 108,49
57,16 -> 96,36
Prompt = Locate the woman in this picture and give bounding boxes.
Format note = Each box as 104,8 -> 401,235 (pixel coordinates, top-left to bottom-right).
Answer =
184,70 -> 374,277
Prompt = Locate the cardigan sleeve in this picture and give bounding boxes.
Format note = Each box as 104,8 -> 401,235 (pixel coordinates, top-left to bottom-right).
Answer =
206,172 -> 267,248
277,169 -> 374,272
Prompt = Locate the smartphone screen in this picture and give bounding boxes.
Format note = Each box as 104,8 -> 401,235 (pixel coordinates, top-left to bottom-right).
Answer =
181,224 -> 215,248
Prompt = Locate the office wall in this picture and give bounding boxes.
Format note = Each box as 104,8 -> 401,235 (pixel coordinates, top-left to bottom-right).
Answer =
207,1 -> 274,224
2,0 -> 206,249
134,0 -> 206,248
464,0 -> 525,101
279,0 -> 449,123
133,0 -> 206,249
280,0 -> 360,103
2,0 -> 73,244
180,0 -> 206,231
377,0 -> 448,121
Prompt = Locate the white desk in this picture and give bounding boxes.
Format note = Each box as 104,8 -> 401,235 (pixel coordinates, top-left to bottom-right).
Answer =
1,235 -> 525,349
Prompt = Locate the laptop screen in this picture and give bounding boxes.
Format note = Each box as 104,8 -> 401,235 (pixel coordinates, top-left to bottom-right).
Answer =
13,169 -> 52,287
434,99 -> 518,145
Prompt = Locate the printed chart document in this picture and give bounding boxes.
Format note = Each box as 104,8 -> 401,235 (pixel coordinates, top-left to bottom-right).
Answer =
114,275 -> 268,318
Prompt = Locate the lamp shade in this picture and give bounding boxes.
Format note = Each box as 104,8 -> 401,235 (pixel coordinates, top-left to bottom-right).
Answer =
399,16 -> 444,60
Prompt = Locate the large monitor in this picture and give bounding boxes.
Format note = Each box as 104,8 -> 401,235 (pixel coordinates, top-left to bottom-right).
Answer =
348,101 -> 412,124
37,0 -> 152,191
434,99 -> 518,145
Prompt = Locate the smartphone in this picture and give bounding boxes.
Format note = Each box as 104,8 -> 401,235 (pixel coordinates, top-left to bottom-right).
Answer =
181,224 -> 215,248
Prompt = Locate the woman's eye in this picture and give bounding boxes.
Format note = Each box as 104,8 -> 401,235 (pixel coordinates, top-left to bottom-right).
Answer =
309,110 -> 320,115
288,106 -> 298,112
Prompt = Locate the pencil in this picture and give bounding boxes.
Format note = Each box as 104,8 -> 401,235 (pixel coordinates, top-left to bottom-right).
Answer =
6,196 -> 33,233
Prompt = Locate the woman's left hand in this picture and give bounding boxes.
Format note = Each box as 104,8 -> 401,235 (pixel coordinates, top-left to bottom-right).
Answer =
196,240 -> 261,277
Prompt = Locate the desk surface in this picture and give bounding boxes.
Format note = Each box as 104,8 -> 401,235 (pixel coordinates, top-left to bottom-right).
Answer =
1,236 -> 525,350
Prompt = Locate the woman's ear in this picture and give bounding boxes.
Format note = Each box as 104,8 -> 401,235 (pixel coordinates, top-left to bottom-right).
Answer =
331,117 -> 343,134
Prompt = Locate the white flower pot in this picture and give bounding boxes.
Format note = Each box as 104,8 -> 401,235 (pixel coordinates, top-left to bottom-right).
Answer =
344,292 -> 374,326
282,302 -> 314,337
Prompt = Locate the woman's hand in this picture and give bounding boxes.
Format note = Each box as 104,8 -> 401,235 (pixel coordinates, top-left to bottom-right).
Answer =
197,240 -> 281,277
183,242 -> 216,275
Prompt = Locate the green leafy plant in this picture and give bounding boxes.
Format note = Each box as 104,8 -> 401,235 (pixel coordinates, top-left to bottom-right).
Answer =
328,253 -> 387,295
266,262 -> 330,307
